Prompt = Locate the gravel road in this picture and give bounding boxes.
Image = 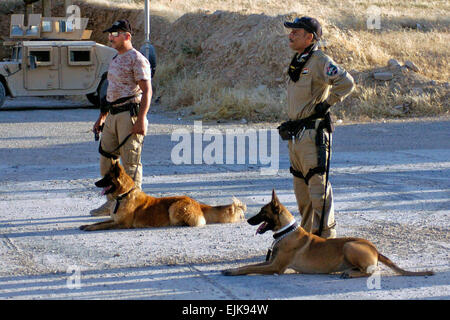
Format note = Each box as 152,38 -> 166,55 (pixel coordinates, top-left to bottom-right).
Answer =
0,97 -> 449,300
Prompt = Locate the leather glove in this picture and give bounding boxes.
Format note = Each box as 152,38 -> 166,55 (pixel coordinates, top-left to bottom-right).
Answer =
277,120 -> 295,141
314,101 -> 332,117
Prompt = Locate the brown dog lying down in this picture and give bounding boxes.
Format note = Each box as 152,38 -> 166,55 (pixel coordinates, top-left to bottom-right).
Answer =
80,162 -> 246,231
222,190 -> 434,278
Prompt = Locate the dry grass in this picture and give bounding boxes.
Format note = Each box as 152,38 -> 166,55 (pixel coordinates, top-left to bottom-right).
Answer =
1,0 -> 448,122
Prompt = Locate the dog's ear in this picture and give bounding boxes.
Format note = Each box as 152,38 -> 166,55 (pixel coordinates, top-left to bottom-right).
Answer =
112,161 -> 121,177
271,189 -> 281,214
272,189 -> 280,205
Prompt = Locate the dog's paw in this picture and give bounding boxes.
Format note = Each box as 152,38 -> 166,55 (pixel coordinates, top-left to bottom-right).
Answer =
80,224 -> 94,231
340,272 -> 350,279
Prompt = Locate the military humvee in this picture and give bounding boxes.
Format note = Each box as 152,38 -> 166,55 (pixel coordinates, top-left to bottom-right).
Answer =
0,13 -> 117,108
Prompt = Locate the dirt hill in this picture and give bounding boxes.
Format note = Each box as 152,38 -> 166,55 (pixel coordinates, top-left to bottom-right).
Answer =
1,0 -> 449,121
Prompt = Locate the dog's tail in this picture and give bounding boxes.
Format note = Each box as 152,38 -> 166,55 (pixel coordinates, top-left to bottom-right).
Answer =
378,253 -> 434,276
201,197 -> 247,224
231,196 -> 247,219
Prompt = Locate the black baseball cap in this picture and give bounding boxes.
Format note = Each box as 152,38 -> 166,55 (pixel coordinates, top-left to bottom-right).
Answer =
103,19 -> 133,34
284,17 -> 322,40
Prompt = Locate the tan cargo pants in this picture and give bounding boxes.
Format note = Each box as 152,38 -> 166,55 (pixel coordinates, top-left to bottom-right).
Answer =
99,111 -> 144,189
288,125 -> 336,238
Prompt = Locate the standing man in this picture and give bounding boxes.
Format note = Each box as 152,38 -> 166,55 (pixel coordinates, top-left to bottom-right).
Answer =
279,17 -> 354,238
90,20 -> 152,216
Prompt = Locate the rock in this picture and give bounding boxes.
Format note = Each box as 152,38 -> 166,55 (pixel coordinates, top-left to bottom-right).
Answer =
404,60 -> 419,72
388,59 -> 401,69
373,72 -> 394,81
388,59 -> 400,67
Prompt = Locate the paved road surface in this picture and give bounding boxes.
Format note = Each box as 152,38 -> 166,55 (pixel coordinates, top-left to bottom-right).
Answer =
0,98 -> 449,300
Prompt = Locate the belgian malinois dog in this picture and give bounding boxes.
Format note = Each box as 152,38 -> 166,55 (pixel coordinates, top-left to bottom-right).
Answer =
80,161 -> 246,231
222,190 -> 434,278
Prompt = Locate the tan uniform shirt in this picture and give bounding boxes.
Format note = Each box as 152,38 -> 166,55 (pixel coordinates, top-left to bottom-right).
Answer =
107,48 -> 151,104
287,49 -> 355,120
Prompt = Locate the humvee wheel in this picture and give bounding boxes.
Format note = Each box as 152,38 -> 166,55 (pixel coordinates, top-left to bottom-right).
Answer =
0,82 -> 6,108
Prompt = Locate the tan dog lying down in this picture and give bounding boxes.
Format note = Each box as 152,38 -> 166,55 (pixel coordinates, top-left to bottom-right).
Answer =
222,190 -> 434,278
80,161 -> 246,231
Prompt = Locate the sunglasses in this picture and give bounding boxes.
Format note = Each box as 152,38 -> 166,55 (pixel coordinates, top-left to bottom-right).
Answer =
109,31 -> 127,37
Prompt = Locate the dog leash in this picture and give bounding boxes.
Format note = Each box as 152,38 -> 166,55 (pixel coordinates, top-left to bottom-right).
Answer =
99,133 -> 133,160
266,221 -> 299,261
317,132 -> 332,237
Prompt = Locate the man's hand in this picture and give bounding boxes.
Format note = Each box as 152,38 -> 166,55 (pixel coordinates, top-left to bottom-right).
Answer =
131,116 -> 148,136
314,101 -> 331,117
93,112 -> 108,134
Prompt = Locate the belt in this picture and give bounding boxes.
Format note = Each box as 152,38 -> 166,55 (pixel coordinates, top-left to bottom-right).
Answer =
278,116 -> 320,141
298,119 -> 317,130
109,103 -> 139,115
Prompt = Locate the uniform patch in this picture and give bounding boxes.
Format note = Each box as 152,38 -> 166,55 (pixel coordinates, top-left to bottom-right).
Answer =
301,68 -> 309,74
326,62 -> 339,77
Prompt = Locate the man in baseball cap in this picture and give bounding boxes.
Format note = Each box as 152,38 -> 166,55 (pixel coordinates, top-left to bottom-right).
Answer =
90,19 -> 152,216
103,19 -> 133,34
284,16 -> 322,40
280,16 -> 354,239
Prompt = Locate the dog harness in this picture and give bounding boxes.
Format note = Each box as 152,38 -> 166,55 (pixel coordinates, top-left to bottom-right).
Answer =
266,220 -> 299,261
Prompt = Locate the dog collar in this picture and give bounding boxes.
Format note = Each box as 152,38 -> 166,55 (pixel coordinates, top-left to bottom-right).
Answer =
113,188 -> 135,214
273,219 -> 298,240
266,220 -> 299,261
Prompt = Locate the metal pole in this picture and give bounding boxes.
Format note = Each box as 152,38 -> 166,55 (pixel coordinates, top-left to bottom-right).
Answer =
64,0 -> 72,16
26,4 -> 33,14
140,0 -> 156,76
144,0 -> 150,57
42,0 -> 52,17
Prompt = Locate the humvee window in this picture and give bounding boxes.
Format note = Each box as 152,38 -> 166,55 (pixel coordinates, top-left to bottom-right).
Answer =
70,50 -> 90,62
30,51 -> 51,65
68,47 -> 92,65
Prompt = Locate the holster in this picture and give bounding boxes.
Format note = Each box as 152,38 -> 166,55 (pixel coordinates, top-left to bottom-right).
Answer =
109,103 -> 140,117
277,116 -> 317,141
